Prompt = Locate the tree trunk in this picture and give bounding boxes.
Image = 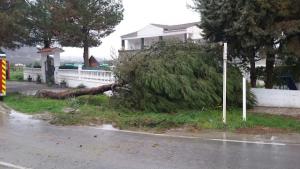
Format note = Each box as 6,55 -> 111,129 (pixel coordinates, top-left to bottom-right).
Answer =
249,51 -> 257,87
83,43 -> 89,67
44,40 -> 51,48
36,84 -> 118,99
265,53 -> 275,89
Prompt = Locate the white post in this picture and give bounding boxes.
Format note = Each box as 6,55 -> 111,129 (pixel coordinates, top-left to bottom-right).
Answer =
53,52 -> 61,84
78,65 -> 82,80
40,53 -> 47,83
243,77 -> 247,121
223,43 -> 228,124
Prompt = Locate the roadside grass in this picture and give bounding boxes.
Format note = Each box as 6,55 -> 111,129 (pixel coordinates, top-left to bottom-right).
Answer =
4,94 -> 300,133
9,69 -> 23,81
4,93 -> 67,114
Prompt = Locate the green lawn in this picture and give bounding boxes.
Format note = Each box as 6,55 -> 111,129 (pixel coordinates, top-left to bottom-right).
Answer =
4,94 -> 300,133
9,69 -> 23,81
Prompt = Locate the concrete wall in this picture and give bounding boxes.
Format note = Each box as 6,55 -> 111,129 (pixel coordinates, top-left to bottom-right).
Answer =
56,69 -> 115,88
252,88 -> 300,108
23,68 -> 42,82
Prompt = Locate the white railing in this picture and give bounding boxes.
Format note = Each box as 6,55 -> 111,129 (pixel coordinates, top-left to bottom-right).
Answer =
23,67 -> 42,81
56,69 -> 115,88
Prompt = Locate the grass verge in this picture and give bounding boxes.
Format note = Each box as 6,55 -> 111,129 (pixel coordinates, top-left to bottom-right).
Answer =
9,69 -> 23,81
4,93 -> 300,133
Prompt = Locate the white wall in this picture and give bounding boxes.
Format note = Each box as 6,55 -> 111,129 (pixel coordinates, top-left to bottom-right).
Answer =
252,88 -> 300,108
23,68 -> 42,82
187,26 -> 202,40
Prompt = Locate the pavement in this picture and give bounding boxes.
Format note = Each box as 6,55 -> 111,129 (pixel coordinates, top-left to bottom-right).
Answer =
0,105 -> 300,169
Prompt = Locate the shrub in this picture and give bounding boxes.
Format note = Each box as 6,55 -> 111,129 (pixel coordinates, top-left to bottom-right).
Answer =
77,84 -> 86,89
77,95 -> 109,106
113,41 -> 256,112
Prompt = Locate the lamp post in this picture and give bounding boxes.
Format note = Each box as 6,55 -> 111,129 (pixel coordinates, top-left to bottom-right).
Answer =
223,43 -> 228,124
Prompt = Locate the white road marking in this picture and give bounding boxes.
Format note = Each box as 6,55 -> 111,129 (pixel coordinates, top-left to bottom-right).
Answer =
209,139 -> 287,146
91,126 -> 289,146
0,161 -> 32,169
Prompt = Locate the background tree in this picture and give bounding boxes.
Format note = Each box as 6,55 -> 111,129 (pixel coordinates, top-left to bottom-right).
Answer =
193,0 -> 299,88
26,0 -> 63,48
0,0 -> 30,50
193,0 -> 265,87
57,0 -> 123,67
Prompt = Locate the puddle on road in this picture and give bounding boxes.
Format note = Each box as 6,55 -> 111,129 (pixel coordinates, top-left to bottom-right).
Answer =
6,110 -> 41,126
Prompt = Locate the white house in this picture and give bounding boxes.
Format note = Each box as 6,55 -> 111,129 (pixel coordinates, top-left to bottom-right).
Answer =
120,22 -> 202,50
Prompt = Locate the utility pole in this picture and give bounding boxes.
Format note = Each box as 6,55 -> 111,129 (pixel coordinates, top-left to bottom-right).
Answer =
223,43 -> 227,124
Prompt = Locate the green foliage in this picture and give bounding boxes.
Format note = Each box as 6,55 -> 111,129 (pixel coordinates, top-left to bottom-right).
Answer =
114,42 -> 256,112
26,0 -> 62,48
4,93 -> 67,114
9,69 -> 23,81
56,0 -> 124,66
76,84 -> 86,89
0,0 -> 30,49
77,95 -> 109,106
193,0 -> 300,88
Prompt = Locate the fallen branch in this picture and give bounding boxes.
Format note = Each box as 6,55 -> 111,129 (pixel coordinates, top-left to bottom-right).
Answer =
36,84 -> 118,99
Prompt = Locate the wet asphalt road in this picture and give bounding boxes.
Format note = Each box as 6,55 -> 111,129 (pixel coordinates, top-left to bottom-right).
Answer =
0,111 -> 300,169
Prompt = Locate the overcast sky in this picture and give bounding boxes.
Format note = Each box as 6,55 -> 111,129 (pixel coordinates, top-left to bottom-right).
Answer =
61,0 -> 200,61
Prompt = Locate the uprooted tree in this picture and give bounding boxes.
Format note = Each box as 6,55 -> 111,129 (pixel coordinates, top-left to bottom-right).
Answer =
36,42 -> 256,113
36,84 -> 118,99
112,41 -> 256,112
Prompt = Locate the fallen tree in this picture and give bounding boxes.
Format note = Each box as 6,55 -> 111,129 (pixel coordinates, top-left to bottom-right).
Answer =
36,84 -> 118,99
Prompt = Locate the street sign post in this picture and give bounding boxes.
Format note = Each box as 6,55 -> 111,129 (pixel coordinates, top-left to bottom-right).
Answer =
223,43 -> 227,124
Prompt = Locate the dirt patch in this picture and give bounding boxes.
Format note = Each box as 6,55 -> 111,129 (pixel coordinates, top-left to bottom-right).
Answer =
236,126 -> 290,135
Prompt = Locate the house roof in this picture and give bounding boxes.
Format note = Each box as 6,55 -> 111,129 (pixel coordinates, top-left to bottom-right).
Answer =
121,22 -> 200,39
121,31 -> 138,39
89,56 -> 99,64
152,22 -> 200,31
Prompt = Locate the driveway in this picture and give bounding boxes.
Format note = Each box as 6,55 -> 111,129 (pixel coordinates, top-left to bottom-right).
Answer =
7,81 -> 67,95
0,107 -> 300,169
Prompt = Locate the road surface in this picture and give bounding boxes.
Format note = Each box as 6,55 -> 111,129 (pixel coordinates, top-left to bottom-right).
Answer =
0,109 -> 300,169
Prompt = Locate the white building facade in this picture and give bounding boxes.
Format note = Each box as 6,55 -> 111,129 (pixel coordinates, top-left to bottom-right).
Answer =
120,22 -> 203,51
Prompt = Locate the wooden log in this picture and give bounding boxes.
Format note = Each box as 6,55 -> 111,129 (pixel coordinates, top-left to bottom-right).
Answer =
36,84 -> 118,99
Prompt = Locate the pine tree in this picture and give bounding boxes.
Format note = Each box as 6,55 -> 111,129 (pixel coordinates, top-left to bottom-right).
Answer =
57,0 -> 123,67
193,0 -> 263,87
0,0 -> 29,49
193,0 -> 299,88
26,0 -> 63,48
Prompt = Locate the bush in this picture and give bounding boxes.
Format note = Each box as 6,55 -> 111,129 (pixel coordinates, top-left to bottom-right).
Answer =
77,95 -> 109,106
77,84 -> 86,89
113,41 -> 256,112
